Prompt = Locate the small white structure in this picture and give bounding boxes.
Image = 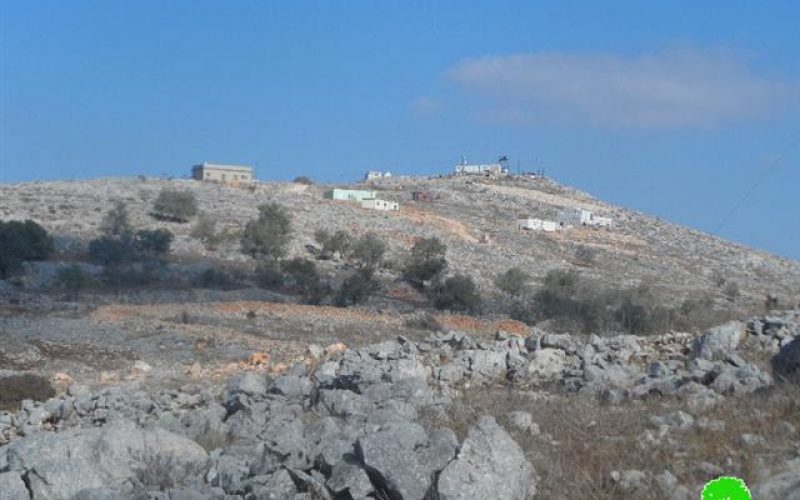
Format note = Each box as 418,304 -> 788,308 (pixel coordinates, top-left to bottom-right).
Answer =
557,207 -> 612,228
517,218 -> 558,232
361,199 -> 400,211
192,163 -> 253,183
364,171 -> 392,181
454,163 -> 507,176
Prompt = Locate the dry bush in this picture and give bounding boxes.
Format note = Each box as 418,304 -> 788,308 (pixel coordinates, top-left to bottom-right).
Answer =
0,374 -> 56,411
680,383 -> 800,487
494,267 -> 532,297
420,384 -> 800,499
193,267 -> 246,290
151,188 -> 198,223
403,312 -> 443,332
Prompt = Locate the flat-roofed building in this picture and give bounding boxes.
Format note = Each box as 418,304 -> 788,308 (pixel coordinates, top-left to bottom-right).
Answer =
324,189 -> 377,202
557,207 -> 613,228
192,163 -> 254,183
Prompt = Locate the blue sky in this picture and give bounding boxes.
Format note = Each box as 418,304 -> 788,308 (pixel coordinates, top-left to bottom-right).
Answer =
2,1 -> 799,259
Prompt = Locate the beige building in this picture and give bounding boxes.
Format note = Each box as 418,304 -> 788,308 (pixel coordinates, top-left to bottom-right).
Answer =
192,163 -> 254,183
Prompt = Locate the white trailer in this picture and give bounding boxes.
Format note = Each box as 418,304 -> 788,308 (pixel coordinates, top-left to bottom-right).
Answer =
361,199 -> 400,211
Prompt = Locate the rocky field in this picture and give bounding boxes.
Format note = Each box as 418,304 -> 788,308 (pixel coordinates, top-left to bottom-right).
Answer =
2,174 -> 800,499
1,310 -> 800,499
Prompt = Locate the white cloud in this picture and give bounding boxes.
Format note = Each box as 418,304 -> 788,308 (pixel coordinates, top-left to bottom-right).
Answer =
445,49 -> 798,127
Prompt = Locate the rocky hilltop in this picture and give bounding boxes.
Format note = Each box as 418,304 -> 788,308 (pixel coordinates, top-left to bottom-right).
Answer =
2,174 -> 800,499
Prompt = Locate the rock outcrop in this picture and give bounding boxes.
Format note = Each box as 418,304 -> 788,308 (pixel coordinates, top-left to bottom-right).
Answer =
1,309 -> 800,498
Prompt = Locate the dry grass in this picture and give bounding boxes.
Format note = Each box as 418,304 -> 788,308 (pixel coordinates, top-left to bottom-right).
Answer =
0,374 -> 56,411
420,383 -> 800,499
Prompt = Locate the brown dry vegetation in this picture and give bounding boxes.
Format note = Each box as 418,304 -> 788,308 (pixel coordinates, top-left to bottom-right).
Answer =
420,383 -> 800,500
0,374 -> 55,411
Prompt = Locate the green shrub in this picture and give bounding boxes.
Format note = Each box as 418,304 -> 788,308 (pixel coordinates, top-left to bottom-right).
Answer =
0,374 -> 55,411
293,176 -> 314,185
151,189 -> 198,222
494,267 -> 532,297
336,269 -> 379,306
255,261 -> 284,290
103,261 -> 168,289
283,257 -> 327,304
533,270 -> 603,332
134,229 -> 173,256
403,237 -> 447,287
241,202 -> 292,261
509,299 -> 538,325
0,220 -> 54,278
315,229 -> 352,260
614,297 -> 651,335
349,232 -> 386,270
543,269 -> 580,294
432,274 -> 482,314
55,265 -> 93,297
88,236 -> 137,266
194,267 -> 244,290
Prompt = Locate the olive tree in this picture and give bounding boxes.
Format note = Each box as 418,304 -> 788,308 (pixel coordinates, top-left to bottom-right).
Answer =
0,220 -> 54,278
241,202 -> 292,261
151,189 -> 198,222
494,267 -> 532,297
403,236 -> 447,287
349,232 -> 386,270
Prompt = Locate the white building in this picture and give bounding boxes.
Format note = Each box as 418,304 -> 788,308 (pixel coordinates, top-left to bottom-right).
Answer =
192,163 -> 253,183
517,218 -> 558,232
454,163 -> 507,176
361,199 -> 400,211
364,171 -> 392,181
557,208 -> 612,228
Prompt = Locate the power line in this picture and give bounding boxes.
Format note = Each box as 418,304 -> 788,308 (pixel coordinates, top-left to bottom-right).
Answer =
714,138 -> 799,234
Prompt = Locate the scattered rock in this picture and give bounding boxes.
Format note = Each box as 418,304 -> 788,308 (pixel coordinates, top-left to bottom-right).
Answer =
527,348 -> 568,379
692,321 -> 745,361
609,469 -> 650,493
227,371 -> 268,397
773,336 -> 800,380
0,471 -> 28,500
5,420 -> 209,500
326,458 -> 373,499
504,411 -> 538,435
438,416 -> 535,500
752,458 -> 800,500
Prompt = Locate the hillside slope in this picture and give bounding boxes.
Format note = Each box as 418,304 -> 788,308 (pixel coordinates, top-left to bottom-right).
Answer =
2,175 -> 798,308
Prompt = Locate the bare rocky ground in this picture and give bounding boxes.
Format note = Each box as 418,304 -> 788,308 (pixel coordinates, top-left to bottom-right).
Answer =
2,175 -> 800,499
1,310 -> 800,499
